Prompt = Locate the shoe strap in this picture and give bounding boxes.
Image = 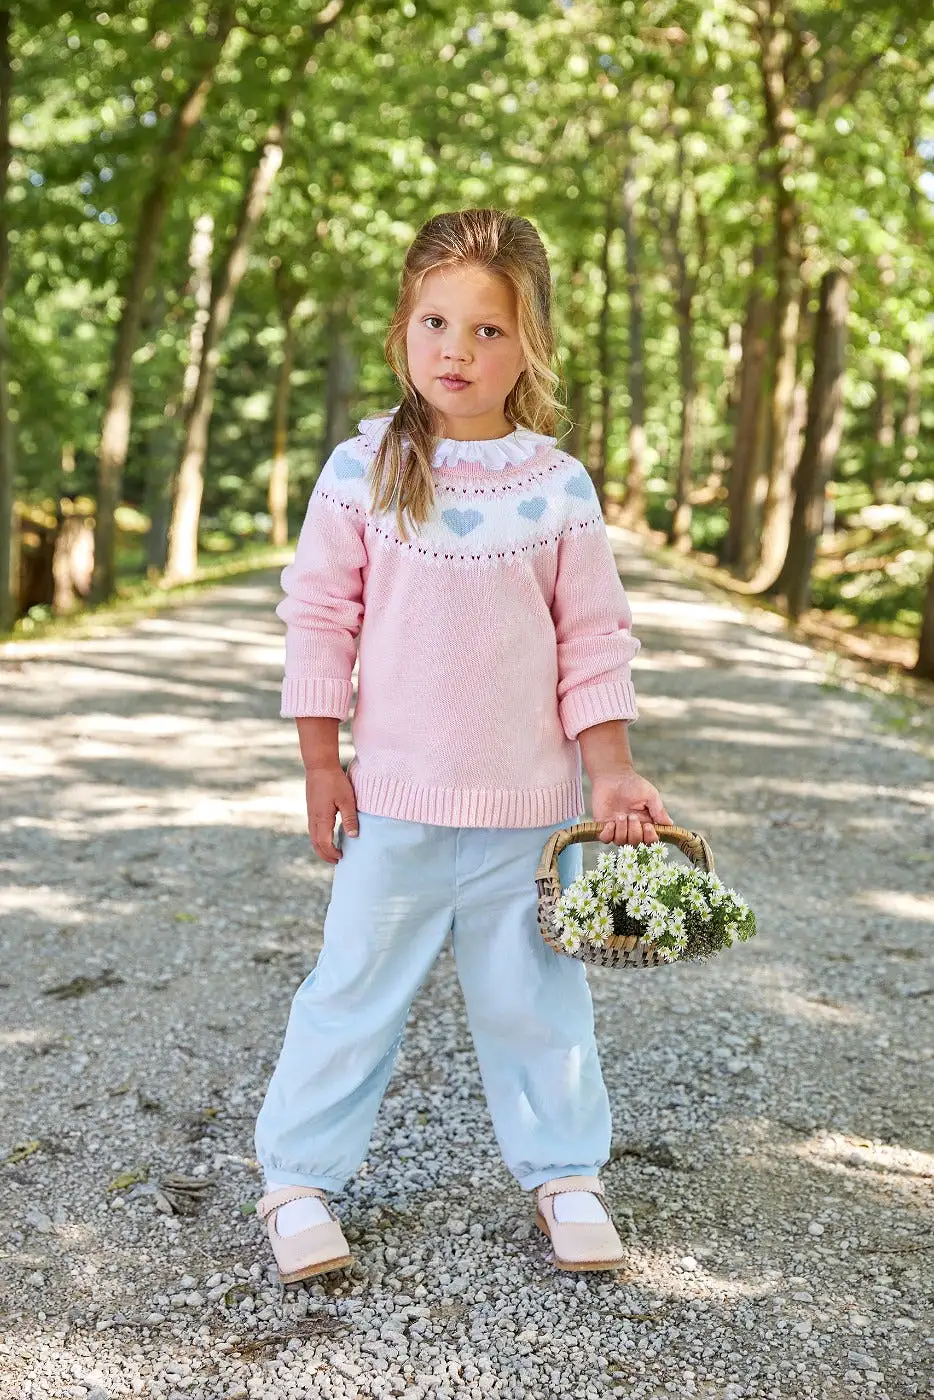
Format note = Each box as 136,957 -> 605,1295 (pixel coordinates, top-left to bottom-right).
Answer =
537,1174 -> 604,1201
256,1185 -> 330,1221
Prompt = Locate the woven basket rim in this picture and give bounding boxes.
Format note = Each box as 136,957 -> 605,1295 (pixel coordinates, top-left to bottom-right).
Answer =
534,820 -> 715,884
534,821 -> 718,970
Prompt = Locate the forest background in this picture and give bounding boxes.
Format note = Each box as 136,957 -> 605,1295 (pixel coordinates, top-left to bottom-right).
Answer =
3,0 -> 934,680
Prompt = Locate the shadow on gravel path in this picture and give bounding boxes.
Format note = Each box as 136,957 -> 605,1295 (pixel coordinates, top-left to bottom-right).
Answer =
1,550 -> 931,1400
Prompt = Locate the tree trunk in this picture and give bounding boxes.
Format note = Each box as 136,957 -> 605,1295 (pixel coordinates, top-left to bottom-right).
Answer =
146,215 -> 214,575
871,369 -> 895,447
52,507 -> 94,613
869,366 -> 895,501
782,282 -> 813,488
0,9 -> 14,631
139,282 -> 173,574
592,197 -> 615,511
269,311 -> 299,547
900,338 -> 922,462
142,422 -> 175,576
751,0 -> 802,589
755,249 -> 800,585
723,250 -> 770,569
566,374 -> 587,462
619,158 -> 646,528
164,123 -> 290,581
89,4 -> 235,604
776,270 -> 850,620
164,14 -> 343,582
916,564 -> 934,680
670,339 -> 696,550
666,139 -> 696,551
724,320 -> 744,418
564,255 -> 588,461
320,301 -> 357,462
586,402 -> 604,501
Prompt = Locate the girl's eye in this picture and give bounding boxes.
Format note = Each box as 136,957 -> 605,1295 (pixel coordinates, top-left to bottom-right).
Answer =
478,326 -> 502,340
424,316 -> 444,329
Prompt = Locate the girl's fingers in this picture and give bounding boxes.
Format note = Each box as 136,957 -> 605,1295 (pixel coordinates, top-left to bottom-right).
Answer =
338,802 -> 359,838
620,814 -> 658,845
599,808 -> 665,845
310,814 -> 341,864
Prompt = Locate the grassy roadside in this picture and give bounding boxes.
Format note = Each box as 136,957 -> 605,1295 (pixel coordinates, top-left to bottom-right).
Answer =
1,542 -> 292,650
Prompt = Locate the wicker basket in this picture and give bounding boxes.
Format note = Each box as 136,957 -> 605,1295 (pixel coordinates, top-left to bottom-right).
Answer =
535,821 -> 717,970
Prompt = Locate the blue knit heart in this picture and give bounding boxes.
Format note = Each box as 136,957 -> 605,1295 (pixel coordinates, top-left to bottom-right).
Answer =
442,508 -> 484,537
565,471 -> 594,499
332,450 -> 365,480
517,497 -> 547,522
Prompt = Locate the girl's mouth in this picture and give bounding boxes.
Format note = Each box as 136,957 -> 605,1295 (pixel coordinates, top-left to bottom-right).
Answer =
439,375 -> 471,390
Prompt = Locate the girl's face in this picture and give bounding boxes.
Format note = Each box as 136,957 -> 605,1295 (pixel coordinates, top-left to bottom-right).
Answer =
405,264 -> 527,438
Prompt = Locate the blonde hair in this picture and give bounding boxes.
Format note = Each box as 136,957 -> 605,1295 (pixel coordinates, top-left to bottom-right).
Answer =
369,208 -> 565,538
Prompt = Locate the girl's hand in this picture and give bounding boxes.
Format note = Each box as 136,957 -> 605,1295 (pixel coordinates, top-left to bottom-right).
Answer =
305,765 -> 359,864
591,768 -> 672,846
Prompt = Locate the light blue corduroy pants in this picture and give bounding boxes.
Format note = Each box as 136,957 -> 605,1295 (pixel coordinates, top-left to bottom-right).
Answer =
254,810 -> 612,1193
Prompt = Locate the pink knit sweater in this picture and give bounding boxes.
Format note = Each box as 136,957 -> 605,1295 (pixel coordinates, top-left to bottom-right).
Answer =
277,412 -> 640,828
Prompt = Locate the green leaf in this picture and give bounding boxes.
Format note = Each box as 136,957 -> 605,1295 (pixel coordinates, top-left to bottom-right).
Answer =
107,1166 -> 149,1191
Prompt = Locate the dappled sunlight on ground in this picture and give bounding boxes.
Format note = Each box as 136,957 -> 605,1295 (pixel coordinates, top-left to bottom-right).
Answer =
1,556 -> 931,1398
791,1131 -> 934,1186
854,890 -> 934,923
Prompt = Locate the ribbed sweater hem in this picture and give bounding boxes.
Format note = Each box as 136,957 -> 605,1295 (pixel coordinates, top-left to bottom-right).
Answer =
348,760 -> 584,829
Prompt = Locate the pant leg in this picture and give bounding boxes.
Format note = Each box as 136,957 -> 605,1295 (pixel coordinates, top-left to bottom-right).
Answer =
254,812 -> 456,1192
450,818 -> 612,1192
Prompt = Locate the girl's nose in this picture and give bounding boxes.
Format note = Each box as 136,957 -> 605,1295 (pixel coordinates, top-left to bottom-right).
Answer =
442,334 -> 472,362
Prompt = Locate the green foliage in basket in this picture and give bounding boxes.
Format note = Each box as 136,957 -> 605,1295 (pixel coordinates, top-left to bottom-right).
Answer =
552,841 -> 756,962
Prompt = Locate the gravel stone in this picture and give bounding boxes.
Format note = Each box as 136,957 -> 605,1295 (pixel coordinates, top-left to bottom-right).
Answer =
1,547 -> 931,1399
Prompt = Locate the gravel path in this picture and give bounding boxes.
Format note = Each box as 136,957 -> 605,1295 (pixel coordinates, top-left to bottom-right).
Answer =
1,532 -> 932,1400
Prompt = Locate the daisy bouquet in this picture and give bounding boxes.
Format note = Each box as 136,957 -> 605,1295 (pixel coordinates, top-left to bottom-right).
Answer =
551,840 -> 756,964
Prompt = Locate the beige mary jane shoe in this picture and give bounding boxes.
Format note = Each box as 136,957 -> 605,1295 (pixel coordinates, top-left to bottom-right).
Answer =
535,1174 -> 625,1272
256,1185 -> 353,1283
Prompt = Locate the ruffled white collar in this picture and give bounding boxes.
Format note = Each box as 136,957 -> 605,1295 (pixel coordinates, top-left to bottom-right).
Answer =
358,407 -> 556,472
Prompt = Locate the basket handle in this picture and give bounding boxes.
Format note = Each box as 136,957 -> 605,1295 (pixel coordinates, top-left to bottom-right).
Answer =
534,820 -> 715,885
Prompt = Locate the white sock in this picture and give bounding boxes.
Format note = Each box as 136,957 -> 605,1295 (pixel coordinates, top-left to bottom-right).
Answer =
552,1190 -> 609,1224
265,1179 -> 332,1236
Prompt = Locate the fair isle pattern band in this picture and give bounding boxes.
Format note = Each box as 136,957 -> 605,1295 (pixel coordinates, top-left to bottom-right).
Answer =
315,439 -> 606,564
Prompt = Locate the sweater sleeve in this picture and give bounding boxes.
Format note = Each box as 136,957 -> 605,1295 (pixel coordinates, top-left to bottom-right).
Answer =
275,473 -> 367,720
551,523 -> 641,740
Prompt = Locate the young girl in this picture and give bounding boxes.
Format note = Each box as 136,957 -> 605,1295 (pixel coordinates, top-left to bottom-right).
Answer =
254,207 -> 671,1280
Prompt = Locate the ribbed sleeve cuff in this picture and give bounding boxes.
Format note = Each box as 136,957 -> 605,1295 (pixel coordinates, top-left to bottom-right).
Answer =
280,677 -> 353,719
559,679 -> 639,741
